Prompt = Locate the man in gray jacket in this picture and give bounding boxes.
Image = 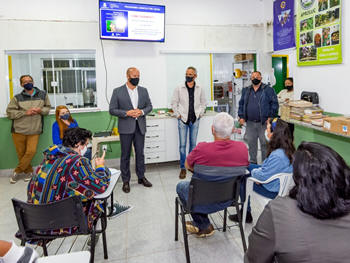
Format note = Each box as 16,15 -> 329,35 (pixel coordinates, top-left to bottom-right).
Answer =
171,67 -> 207,179
109,67 -> 153,193
6,75 -> 51,184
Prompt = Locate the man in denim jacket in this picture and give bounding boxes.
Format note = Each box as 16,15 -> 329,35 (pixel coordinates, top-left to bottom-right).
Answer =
238,71 -> 278,164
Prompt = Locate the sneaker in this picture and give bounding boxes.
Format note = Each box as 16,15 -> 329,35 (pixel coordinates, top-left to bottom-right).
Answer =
24,172 -> 33,182
108,203 -> 132,219
196,224 -> 215,238
228,211 -> 253,224
10,172 -> 21,184
179,169 -> 186,179
185,221 -> 199,234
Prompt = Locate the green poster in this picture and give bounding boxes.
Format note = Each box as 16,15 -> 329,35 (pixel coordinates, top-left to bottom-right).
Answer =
297,0 -> 342,66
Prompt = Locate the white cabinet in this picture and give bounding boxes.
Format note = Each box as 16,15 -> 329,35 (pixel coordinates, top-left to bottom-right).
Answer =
197,115 -> 215,143
144,119 -> 166,164
144,114 -> 216,164
165,118 -> 180,162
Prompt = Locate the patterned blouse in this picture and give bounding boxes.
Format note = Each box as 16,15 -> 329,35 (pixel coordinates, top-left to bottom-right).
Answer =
27,145 -> 111,233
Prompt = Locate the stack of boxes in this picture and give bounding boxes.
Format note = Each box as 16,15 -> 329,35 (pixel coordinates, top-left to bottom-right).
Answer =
323,116 -> 350,136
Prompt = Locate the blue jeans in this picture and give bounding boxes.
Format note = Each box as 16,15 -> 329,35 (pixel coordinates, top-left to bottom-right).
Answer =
241,164 -> 278,213
176,181 -> 210,230
178,119 -> 200,169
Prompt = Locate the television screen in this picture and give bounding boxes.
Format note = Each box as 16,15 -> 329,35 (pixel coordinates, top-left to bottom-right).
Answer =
99,1 -> 165,42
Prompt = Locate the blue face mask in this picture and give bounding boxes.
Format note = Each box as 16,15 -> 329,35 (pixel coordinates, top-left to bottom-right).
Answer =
60,113 -> 70,120
23,83 -> 33,90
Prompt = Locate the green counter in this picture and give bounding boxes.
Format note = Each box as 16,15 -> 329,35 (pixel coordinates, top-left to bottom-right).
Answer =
293,120 -> 350,165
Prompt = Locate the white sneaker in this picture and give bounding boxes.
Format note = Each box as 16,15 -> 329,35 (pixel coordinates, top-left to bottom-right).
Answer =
24,172 -> 33,182
10,172 -> 21,184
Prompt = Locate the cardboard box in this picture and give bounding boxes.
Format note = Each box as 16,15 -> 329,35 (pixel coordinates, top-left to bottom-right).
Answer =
234,54 -> 246,62
323,117 -> 350,135
246,54 -> 254,60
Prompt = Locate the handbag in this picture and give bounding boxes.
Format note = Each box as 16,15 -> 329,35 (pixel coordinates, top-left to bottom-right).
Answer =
301,91 -> 319,104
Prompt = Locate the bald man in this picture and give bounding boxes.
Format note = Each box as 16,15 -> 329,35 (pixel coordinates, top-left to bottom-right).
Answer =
109,67 -> 153,193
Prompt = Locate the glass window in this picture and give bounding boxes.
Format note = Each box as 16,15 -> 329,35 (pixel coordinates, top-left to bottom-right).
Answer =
6,50 -> 97,110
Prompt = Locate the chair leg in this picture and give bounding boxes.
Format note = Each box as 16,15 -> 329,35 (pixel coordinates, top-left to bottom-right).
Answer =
90,228 -> 96,263
235,203 -> 247,252
223,208 -> 227,232
180,207 -> 191,263
20,239 -> 25,246
102,201 -> 108,259
175,197 -> 179,241
42,239 -> 48,256
242,194 -> 250,231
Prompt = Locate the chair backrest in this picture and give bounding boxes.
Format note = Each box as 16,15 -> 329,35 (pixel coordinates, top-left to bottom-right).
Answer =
12,196 -> 89,239
277,173 -> 294,197
187,165 -> 247,210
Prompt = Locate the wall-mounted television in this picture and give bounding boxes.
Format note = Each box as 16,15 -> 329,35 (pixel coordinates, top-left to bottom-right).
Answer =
99,1 -> 165,42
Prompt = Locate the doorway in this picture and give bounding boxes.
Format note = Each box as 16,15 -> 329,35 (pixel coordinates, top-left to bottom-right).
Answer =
272,55 -> 288,94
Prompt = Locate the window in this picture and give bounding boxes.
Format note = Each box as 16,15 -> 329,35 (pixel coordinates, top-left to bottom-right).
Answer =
6,50 -> 97,110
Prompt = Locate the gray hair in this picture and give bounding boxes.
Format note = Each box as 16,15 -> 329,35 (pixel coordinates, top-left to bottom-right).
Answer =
212,112 -> 234,139
186,66 -> 197,75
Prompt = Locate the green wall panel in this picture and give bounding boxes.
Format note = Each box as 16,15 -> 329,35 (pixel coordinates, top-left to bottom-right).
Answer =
294,124 -> 350,165
0,111 -> 121,170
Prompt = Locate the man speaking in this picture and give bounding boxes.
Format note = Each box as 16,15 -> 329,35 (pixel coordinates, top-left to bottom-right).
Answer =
109,67 -> 153,193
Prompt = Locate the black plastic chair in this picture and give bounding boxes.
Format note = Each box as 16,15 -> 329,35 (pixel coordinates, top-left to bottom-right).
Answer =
174,168 -> 247,263
12,196 -> 108,263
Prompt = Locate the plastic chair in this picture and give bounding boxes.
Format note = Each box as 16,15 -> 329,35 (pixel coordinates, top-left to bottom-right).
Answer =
242,172 -> 294,230
174,165 -> 247,263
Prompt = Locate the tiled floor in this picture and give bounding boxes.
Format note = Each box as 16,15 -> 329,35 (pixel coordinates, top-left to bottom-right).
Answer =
0,162 -> 264,263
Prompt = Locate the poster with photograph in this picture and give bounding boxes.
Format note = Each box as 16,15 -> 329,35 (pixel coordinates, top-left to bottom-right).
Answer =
297,0 -> 342,66
273,0 -> 295,51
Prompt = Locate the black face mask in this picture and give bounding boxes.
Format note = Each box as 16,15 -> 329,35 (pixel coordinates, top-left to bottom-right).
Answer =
129,77 -> 139,86
23,83 -> 34,91
285,85 -> 293,91
186,76 -> 194,83
252,78 -> 261,85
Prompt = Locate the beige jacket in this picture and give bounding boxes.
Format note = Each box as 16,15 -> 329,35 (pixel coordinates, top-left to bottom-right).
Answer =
6,88 -> 51,135
171,84 -> 207,123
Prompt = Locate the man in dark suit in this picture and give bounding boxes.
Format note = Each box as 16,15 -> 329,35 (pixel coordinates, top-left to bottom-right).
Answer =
109,67 -> 153,193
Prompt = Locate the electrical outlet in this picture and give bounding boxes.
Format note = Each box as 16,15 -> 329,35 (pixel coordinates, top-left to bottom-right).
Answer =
102,145 -> 107,151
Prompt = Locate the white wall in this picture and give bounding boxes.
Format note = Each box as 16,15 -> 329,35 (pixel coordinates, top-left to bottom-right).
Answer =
266,0 -> 350,115
0,0 -> 268,115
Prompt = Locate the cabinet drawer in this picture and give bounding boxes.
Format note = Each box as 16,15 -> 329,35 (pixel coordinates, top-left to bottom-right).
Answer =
145,130 -> 164,142
146,119 -> 165,132
144,141 -> 166,153
145,152 -> 166,164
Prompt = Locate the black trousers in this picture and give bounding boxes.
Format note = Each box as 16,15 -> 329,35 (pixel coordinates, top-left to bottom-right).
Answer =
119,124 -> 145,183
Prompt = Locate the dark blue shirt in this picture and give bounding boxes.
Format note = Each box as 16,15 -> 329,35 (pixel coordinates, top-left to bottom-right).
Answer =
246,86 -> 262,122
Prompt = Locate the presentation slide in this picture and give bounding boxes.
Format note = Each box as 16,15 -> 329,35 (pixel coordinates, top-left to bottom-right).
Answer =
99,1 -> 165,42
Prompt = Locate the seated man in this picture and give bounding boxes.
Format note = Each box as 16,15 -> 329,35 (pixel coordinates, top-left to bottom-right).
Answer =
176,112 -> 249,237
27,127 -> 130,233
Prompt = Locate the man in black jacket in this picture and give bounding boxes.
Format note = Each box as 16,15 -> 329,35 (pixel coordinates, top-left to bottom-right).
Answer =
238,71 -> 278,164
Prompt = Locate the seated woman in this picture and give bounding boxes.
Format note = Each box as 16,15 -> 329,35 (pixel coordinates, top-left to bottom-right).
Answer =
52,105 -> 91,159
229,118 -> 295,223
52,105 -> 78,145
27,127 -> 130,233
245,142 -> 350,262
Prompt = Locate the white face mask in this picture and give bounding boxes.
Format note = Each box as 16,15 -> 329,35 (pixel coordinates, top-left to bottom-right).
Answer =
80,145 -> 88,156
265,129 -> 270,142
